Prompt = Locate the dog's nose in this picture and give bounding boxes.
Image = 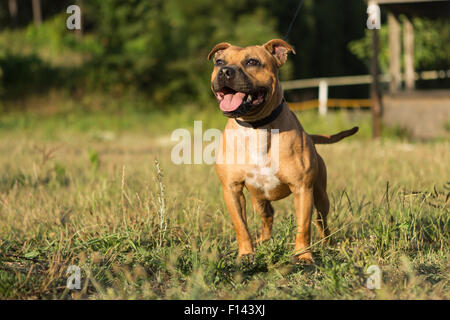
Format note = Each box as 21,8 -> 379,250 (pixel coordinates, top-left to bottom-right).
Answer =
218,67 -> 235,80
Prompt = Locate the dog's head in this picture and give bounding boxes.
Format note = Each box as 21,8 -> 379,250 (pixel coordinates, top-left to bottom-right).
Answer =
208,39 -> 295,119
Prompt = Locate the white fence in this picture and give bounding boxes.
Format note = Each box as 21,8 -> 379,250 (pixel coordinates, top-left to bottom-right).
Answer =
281,69 -> 450,115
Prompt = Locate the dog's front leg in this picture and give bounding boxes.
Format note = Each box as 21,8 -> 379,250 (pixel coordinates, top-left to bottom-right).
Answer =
222,182 -> 254,256
292,185 -> 314,264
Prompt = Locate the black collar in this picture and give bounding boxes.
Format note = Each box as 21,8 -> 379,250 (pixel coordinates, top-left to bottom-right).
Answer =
235,100 -> 284,129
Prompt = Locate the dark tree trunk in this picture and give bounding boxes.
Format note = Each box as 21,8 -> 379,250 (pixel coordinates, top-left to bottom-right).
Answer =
31,0 -> 42,26
8,0 -> 18,28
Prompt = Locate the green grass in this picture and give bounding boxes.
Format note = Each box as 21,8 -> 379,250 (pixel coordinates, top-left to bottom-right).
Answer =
0,108 -> 448,299
0,101 -> 383,140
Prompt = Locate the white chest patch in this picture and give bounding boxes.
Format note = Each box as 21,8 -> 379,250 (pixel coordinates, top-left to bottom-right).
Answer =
245,164 -> 281,198
244,135 -> 280,198
222,125 -> 281,198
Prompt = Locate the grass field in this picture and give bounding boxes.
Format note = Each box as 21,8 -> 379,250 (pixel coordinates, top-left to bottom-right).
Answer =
0,108 -> 448,299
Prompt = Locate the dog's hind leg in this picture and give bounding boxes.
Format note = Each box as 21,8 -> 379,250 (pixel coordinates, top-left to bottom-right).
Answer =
252,197 -> 274,243
314,154 -> 330,243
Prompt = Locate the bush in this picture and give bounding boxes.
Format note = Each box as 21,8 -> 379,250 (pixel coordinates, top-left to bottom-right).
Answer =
81,0 -> 280,105
348,16 -> 450,73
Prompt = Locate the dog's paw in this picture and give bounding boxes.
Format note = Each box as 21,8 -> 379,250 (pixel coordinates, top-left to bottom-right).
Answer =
236,252 -> 255,266
292,252 -> 314,265
256,235 -> 271,245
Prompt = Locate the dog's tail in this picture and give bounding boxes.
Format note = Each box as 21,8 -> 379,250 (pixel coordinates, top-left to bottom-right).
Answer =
310,126 -> 359,144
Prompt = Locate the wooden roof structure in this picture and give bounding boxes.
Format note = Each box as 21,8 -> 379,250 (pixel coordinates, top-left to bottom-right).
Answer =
373,0 -> 450,18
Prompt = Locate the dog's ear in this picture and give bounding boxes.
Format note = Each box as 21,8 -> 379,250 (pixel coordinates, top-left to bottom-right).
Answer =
207,42 -> 231,60
263,39 -> 296,67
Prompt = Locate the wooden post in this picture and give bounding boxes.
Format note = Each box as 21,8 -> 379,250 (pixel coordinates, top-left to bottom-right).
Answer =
318,80 -> 328,116
403,16 -> 415,91
370,28 -> 382,139
31,0 -> 42,26
388,12 -> 401,93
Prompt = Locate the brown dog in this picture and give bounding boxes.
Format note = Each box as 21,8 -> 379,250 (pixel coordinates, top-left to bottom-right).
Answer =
208,39 -> 358,263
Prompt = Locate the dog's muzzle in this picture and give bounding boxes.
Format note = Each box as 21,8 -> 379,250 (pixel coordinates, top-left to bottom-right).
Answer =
213,66 -> 268,118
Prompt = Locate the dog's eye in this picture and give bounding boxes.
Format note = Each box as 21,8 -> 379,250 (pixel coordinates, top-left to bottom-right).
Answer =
245,59 -> 261,67
215,59 -> 226,66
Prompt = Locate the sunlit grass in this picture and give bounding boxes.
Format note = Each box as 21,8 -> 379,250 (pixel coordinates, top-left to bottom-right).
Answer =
0,109 -> 448,299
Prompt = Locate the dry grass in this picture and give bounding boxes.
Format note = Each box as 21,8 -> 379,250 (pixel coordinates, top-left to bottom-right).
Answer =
0,110 -> 448,299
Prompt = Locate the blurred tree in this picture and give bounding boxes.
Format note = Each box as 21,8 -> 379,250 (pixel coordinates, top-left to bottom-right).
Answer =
81,0 -> 280,105
1,0 -> 449,109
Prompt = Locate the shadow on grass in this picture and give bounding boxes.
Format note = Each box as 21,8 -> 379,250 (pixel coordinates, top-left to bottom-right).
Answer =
0,52 -> 84,110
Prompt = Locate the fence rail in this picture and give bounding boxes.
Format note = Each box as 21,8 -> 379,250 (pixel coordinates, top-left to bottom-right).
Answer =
282,69 -> 450,114
288,99 -> 371,111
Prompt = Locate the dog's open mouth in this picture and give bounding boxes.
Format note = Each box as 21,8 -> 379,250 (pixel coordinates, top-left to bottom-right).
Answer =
215,87 -> 267,115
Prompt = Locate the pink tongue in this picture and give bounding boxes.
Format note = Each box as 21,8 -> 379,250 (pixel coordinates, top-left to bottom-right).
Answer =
220,92 -> 246,112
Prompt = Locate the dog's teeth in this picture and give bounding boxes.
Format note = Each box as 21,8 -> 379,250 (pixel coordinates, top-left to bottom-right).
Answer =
246,95 -> 252,102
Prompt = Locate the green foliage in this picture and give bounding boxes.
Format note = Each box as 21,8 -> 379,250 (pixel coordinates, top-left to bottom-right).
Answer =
413,18 -> 450,70
80,0 -> 280,104
0,0 -> 372,109
0,14 -> 101,66
348,16 -> 450,73
348,27 -> 390,73
0,14 -> 100,99
0,1 -> 449,110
